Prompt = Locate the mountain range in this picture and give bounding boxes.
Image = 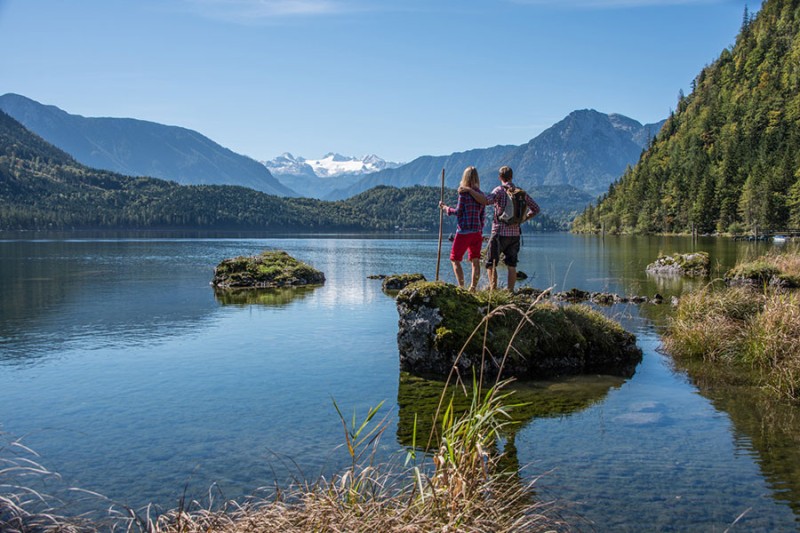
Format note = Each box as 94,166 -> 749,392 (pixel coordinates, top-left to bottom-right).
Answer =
325,110 -> 665,200
265,152 -> 401,178
0,109 -> 448,232
0,93 -> 664,224
0,93 -> 294,197
263,152 -> 402,198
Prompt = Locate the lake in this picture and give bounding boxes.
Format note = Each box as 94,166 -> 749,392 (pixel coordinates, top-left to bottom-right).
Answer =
1,232 -> 798,531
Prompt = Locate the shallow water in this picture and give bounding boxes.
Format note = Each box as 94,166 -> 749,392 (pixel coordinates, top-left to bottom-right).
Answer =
0,232 -> 797,530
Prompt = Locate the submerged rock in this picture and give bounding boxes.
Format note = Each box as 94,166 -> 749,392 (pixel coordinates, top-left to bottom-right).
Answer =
396,282 -> 642,380
646,252 -> 710,277
212,250 -> 325,289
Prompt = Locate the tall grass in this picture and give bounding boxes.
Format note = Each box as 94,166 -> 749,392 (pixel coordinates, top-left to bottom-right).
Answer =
664,248 -> 800,402
725,244 -> 800,287
742,291 -> 800,400
2,291 -> 563,532
663,285 -> 764,363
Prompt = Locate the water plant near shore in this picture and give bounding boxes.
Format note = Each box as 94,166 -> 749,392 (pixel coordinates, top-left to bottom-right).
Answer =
725,247 -> 800,288
1,384 -> 559,533
664,247 -> 800,402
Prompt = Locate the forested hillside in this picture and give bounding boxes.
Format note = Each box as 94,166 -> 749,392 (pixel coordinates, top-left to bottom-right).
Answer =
0,111 -> 560,232
0,93 -> 295,197
572,0 -> 800,234
0,109 -> 411,231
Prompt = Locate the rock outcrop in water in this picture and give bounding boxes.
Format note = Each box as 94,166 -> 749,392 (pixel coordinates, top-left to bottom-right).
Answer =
382,273 -> 426,292
646,252 -> 709,277
396,282 -> 642,379
212,250 -> 325,289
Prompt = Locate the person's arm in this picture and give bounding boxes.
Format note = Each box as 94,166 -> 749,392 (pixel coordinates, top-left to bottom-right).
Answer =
524,194 -> 540,220
439,201 -> 456,216
457,186 -> 490,206
455,192 -> 468,216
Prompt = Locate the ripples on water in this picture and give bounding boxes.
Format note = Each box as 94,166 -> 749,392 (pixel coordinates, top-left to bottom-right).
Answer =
0,233 -> 797,531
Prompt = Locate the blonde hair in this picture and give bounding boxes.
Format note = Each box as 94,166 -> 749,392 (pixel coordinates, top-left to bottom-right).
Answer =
460,166 -> 480,190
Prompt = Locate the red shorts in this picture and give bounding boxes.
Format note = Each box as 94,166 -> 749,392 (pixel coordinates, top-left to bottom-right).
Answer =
450,232 -> 483,262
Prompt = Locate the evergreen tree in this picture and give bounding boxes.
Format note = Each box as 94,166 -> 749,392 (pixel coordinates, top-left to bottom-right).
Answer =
573,0 -> 800,235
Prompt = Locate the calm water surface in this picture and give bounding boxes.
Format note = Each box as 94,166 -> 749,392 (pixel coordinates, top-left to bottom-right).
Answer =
1,232 -> 798,531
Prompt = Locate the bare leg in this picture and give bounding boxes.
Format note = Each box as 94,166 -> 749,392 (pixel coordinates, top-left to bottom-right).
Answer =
487,264 -> 497,290
508,266 -> 517,292
468,258 -> 480,291
451,261 -> 464,287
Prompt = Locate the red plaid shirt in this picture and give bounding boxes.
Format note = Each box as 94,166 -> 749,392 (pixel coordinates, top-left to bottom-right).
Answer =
485,184 -> 540,237
446,188 -> 485,234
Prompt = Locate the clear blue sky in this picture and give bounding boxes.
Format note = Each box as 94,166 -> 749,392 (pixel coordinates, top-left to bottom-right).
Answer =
0,0 -> 750,163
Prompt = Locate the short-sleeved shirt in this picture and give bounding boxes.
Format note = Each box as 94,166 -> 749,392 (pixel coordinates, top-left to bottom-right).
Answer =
446,188 -> 485,234
485,183 -> 540,237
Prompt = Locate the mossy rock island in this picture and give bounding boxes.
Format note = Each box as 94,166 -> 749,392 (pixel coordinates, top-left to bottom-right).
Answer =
212,250 -> 325,289
396,282 -> 642,380
646,252 -> 710,277
725,258 -> 800,289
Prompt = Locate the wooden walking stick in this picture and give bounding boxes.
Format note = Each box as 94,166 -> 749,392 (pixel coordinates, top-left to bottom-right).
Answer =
435,168 -> 445,281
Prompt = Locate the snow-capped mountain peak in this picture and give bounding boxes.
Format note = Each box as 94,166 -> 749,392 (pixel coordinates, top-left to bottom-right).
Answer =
261,153 -> 313,177
263,152 -> 401,178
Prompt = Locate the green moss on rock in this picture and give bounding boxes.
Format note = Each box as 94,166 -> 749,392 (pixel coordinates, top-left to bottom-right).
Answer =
212,250 -> 325,289
724,249 -> 800,289
396,282 -> 642,379
725,260 -> 800,288
646,252 -> 710,277
382,273 -> 426,292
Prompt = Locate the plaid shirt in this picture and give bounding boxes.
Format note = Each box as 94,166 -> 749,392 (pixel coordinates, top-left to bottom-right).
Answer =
446,188 -> 485,234
485,184 -> 540,237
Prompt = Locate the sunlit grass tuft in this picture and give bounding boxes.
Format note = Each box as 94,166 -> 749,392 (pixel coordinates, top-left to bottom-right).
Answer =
665,248 -> 800,402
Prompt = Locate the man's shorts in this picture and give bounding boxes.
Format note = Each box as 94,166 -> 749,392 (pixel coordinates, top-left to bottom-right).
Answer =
485,235 -> 520,268
450,232 -> 483,262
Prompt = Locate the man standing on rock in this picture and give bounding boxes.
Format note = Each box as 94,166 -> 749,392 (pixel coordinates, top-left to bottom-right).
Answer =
460,166 -> 539,291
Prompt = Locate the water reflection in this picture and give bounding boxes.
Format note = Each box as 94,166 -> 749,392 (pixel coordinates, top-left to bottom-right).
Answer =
395,372 -> 626,450
674,357 -> 800,520
564,234 -> 771,301
0,240 -> 217,366
644,270 -> 709,295
213,286 -> 320,307
2,234 -> 799,529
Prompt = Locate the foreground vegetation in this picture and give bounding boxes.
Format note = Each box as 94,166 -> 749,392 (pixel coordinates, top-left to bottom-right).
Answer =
663,247 -> 800,402
1,298 -> 565,532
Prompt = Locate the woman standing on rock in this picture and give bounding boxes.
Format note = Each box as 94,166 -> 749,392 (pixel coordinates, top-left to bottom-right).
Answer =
439,166 -> 485,291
